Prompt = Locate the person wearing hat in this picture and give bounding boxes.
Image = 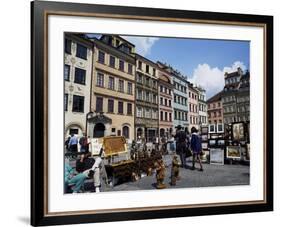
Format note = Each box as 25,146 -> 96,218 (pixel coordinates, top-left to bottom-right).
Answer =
174,125 -> 188,168
190,127 -> 203,171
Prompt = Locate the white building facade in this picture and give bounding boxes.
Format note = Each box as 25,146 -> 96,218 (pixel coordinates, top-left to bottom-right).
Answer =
64,34 -> 93,138
196,86 -> 208,127
171,69 -> 189,133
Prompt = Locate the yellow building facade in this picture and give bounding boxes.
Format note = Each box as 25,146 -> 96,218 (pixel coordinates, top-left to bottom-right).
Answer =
87,35 -> 136,140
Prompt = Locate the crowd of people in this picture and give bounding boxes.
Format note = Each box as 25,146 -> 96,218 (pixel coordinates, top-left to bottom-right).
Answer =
65,133 -> 90,153
64,126 -> 204,193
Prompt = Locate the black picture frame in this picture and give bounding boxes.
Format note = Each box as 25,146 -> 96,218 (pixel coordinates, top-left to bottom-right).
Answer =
31,0 -> 273,226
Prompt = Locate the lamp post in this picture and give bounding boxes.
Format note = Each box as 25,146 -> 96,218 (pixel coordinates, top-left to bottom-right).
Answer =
85,111 -> 93,136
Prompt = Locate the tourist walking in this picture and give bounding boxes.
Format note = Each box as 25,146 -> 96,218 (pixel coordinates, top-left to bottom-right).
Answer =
174,125 -> 188,168
190,127 -> 203,171
68,133 -> 78,153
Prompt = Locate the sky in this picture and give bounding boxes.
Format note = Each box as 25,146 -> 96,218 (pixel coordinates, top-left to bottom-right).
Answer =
87,34 -> 249,99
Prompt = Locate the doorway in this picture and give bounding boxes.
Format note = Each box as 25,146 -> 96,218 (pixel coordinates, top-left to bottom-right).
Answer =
93,123 -> 105,138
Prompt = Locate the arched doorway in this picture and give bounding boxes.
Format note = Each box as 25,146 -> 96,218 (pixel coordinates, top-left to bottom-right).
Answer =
93,123 -> 105,138
137,128 -> 143,138
122,126 -> 129,139
160,128 -> 165,137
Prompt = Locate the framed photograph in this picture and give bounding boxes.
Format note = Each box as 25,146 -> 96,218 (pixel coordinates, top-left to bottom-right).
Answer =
202,142 -> 208,149
201,134 -> 208,141
208,124 -> 216,134
232,122 -> 245,141
201,126 -> 209,134
210,148 -> 224,165
226,146 -> 241,159
217,123 -> 224,133
217,139 -> 225,146
208,139 -> 217,146
31,1 -> 273,226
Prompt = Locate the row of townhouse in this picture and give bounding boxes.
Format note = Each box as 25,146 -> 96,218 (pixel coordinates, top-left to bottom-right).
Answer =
64,34 -> 207,141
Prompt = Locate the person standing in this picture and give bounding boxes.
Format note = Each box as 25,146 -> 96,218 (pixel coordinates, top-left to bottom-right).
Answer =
79,133 -> 89,153
174,125 -> 187,168
190,127 -> 203,171
68,133 -> 78,153
91,148 -> 104,193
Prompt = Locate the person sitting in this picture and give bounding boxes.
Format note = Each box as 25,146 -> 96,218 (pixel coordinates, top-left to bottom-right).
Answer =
64,162 -> 94,193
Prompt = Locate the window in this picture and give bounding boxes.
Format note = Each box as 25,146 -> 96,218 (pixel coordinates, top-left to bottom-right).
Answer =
152,110 -> 157,119
137,89 -> 142,100
96,72 -> 104,87
160,85 -> 163,92
153,94 -> 157,104
146,65 -> 149,73
96,97 -> 103,112
76,43 -> 87,59
65,39 -> 72,54
128,63 -> 133,75
138,61 -> 142,70
64,64 -> 70,81
109,55 -> 115,67
137,107 -> 142,117
146,91 -> 150,102
153,80 -> 156,88
174,111 -> 177,120
74,68 -> 86,85
169,113 -> 172,121
64,94 -> 68,111
122,126 -> 129,139
160,111 -> 163,121
164,99 -> 167,106
119,60 -> 124,71
127,82 -> 133,95
127,103 -> 132,115
160,97 -> 163,105
174,95 -> 177,103
118,80 -> 124,92
145,108 -> 151,118
146,77 -> 150,86
108,99 -> 114,113
108,76 -> 115,90
118,101 -> 123,114
169,100 -> 171,107
165,112 -> 168,121
137,74 -> 143,83
153,68 -> 156,76
98,51 -> 105,63
72,95 -> 84,112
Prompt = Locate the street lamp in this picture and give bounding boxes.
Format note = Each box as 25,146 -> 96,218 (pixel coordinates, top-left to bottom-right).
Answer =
85,111 -> 93,136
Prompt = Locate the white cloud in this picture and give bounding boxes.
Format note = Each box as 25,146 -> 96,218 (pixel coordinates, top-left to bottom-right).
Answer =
122,36 -> 159,56
222,61 -> 247,74
190,61 -> 247,99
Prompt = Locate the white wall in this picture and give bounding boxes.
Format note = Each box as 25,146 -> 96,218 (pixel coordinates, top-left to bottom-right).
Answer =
0,0 -> 280,226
